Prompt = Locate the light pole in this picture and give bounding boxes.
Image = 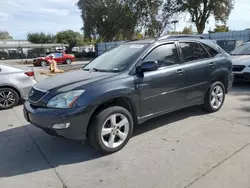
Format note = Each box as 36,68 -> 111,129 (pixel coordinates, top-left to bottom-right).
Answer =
171,20 -> 179,32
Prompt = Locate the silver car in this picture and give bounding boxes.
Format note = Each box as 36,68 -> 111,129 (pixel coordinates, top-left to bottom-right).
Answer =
0,65 -> 37,110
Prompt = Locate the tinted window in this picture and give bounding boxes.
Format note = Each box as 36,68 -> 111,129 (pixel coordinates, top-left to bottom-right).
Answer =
203,44 -> 218,57
180,42 -> 210,62
144,43 -> 179,68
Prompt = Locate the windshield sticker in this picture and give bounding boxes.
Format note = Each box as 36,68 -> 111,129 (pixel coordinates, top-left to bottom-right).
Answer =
129,45 -> 144,48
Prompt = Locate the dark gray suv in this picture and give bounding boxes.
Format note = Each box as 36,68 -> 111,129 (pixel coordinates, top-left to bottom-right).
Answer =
23,38 -> 234,154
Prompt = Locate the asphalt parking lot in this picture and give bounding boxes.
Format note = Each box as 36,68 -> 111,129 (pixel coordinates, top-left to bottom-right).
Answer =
0,82 -> 250,188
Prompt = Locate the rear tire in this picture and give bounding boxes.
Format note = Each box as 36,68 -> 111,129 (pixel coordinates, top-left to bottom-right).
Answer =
88,106 -> 134,154
0,88 -> 20,110
204,81 -> 225,112
40,60 -> 47,67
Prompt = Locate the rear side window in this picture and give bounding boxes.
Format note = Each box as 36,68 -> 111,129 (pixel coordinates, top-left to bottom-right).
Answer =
202,44 -> 218,57
180,42 -> 210,62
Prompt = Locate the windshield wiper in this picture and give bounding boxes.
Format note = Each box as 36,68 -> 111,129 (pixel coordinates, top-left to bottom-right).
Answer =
82,68 -> 120,73
231,53 -> 250,55
82,68 -> 99,72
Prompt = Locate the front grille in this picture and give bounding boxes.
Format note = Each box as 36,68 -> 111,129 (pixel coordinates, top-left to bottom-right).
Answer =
232,65 -> 245,72
28,87 -> 47,103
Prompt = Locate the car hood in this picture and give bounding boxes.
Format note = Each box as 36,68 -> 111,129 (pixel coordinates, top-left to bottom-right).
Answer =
34,70 -> 116,92
231,55 -> 250,66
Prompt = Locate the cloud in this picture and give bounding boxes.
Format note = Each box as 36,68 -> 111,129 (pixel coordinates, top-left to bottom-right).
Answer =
39,8 -> 70,16
46,0 -> 78,3
0,13 -> 9,22
0,0 -> 82,39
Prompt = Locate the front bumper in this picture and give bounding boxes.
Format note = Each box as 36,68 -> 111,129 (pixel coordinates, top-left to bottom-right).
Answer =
23,101 -> 93,140
233,72 -> 250,81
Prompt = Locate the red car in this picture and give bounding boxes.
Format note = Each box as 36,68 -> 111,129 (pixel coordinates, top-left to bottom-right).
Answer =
33,52 -> 75,66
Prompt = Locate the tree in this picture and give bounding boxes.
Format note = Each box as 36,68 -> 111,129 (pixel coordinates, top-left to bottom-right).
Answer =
214,24 -> 229,32
27,32 -> 55,43
0,31 -> 13,40
77,0 -> 163,41
182,25 -> 194,34
55,30 -> 83,48
162,0 -> 234,34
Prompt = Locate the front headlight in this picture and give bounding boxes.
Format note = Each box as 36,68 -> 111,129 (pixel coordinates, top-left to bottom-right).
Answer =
47,90 -> 85,108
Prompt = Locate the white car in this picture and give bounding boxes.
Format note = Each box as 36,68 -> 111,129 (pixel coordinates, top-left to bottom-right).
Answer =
231,42 -> 250,81
0,65 -> 36,109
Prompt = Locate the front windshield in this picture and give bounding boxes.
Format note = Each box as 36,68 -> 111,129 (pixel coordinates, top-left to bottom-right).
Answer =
46,53 -> 53,57
83,43 -> 149,72
231,43 -> 250,55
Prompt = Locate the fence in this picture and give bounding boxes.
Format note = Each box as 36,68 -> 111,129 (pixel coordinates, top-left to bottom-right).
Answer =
94,30 -> 250,56
202,30 -> 250,42
0,43 -> 69,60
95,41 -> 126,57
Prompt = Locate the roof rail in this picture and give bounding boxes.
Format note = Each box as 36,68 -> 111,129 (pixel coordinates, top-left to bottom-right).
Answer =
157,34 -> 204,41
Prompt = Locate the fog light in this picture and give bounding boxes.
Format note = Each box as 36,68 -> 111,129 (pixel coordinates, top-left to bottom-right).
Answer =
52,123 -> 70,130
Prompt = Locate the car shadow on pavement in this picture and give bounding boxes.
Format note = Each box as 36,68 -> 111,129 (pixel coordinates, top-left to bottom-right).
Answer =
0,124 -> 104,178
0,105 -> 206,178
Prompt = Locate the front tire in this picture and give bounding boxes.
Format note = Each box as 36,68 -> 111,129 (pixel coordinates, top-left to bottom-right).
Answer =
204,81 -> 225,112
65,58 -> 72,64
88,106 -> 134,154
0,88 -> 20,110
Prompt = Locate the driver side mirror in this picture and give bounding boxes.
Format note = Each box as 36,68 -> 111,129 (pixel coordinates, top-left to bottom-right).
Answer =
136,61 -> 158,74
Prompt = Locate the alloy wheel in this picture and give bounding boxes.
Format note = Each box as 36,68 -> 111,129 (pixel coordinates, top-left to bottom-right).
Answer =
0,91 -> 16,108
210,85 -> 224,109
101,113 -> 130,149
41,61 -> 47,66
66,59 -> 72,64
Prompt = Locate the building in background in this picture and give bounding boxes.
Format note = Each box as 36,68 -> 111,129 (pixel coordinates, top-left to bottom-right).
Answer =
0,40 -> 30,45
0,40 -> 69,60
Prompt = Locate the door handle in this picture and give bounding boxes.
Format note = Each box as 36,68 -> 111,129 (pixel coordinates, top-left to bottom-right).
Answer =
210,63 -> 215,68
176,69 -> 184,75
136,83 -> 148,89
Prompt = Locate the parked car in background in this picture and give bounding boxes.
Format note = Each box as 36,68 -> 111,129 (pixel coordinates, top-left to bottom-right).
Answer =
231,42 -> 250,81
0,50 -> 8,60
72,45 -> 95,58
24,38 -> 233,154
33,52 -> 75,66
0,65 -> 36,110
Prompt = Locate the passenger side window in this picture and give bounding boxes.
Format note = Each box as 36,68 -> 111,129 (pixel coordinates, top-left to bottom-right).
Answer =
203,44 -> 219,57
54,53 -> 63,58
144,43 -> 179,68
180,42 -> 210,62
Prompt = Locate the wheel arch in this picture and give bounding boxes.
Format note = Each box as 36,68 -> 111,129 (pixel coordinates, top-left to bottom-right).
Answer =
86,96 -> 138,138
210,69 -> 229,93
0,84 -> 22,98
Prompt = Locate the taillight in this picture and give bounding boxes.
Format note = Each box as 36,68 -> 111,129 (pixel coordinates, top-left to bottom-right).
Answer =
25,71 -> 34,77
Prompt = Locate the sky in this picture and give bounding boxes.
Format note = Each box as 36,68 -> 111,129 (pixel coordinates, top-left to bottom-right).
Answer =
0,0 -> 249,40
